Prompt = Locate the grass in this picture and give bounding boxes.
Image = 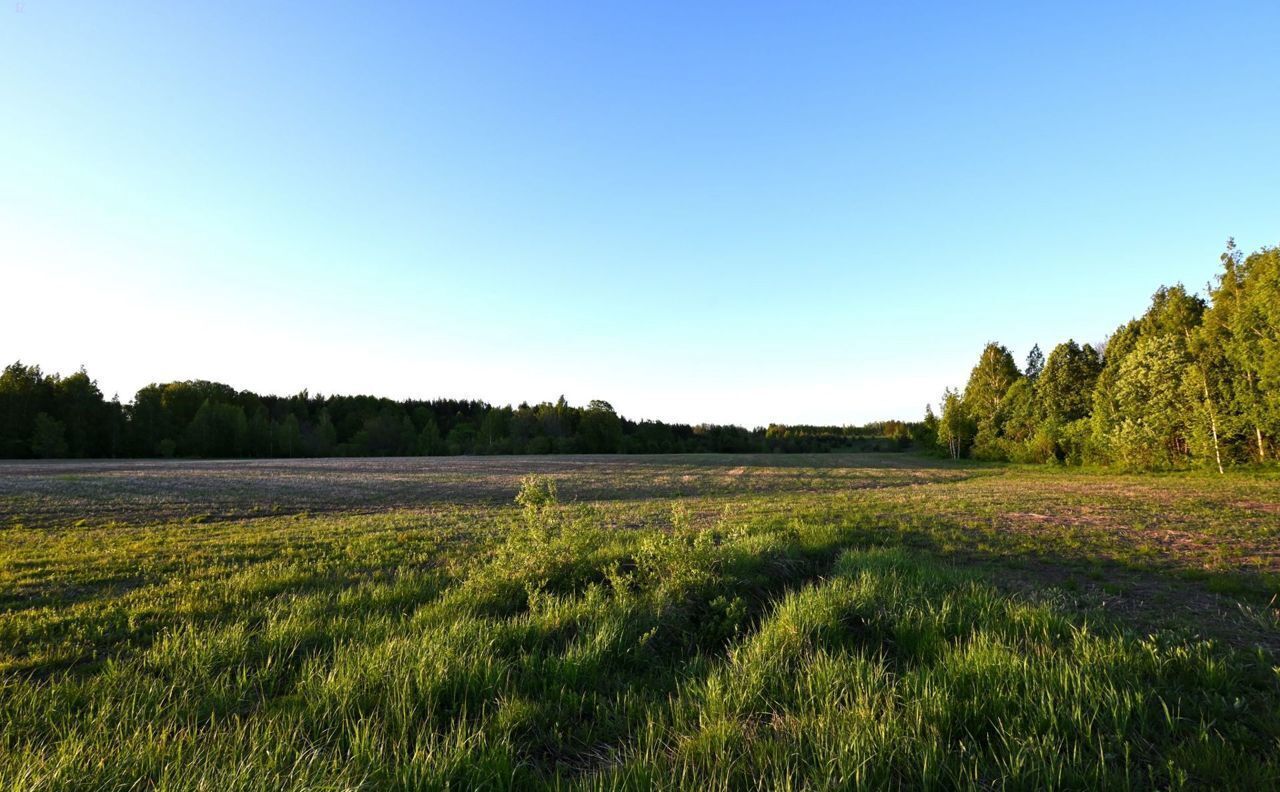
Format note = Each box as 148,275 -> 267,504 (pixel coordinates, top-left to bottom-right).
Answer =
1,454 -> 1277,789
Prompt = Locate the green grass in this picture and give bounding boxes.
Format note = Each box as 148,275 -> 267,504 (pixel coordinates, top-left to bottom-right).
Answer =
1,455 -> 1277,789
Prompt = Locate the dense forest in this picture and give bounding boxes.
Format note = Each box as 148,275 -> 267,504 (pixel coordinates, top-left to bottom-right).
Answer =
934,241 -> 1279,470
0,367 -> 919,459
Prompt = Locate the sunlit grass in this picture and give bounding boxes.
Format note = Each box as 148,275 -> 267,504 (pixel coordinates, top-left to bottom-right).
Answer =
1,456 -> 1277,789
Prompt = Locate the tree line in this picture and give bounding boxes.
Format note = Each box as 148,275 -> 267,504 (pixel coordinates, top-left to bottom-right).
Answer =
0,369 -> 923,459
8,240 -> 1272,466
930,240 -> 1279,470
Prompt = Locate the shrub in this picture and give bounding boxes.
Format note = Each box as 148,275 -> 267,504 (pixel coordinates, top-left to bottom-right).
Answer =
515,475 -> 558,520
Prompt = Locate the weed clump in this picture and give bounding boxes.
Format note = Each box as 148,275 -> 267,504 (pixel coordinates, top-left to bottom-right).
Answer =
514,474 -> 558,521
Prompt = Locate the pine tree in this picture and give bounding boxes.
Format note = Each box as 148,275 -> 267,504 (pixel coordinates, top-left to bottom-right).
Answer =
1025,344 -> 1045,381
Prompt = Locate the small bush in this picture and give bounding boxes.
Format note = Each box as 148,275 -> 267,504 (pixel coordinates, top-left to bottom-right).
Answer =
515,474 -> 558,514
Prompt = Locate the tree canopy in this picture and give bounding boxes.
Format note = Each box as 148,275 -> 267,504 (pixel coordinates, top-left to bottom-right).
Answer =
938,240 -> 1279,470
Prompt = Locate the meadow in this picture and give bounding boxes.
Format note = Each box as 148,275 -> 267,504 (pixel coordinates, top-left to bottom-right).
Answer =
1,454 -> 1277,790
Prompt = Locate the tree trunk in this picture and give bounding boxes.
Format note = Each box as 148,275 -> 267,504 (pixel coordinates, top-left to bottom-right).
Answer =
1200,369 -> 1224,475
1245,370 -> 1266,462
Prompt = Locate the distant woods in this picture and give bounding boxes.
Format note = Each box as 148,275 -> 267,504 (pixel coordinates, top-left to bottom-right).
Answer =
931,240 -> 1280,470
0,374 -> 920,460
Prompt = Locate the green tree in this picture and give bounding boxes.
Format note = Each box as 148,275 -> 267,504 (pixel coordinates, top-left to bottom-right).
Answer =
1139,284 -> 1205,340
1226,245 -> 1280,461
274,414 -> 302,457
352,408 -> 414,456
127,384 -> 172,457
417,416 -> 443,455
913,404 -> 940,450
1024,344 -> 1045,381
247,407 -> 272,457
446,422 -> 477,454
311,409 -> 338,456
963,343 -> 1021,459
30,412 -> 68,458
579,400 -> 623,453
1188,255 -> 1256,473
1037,341 -> 1102,426
938,388 -> 975,459
1112,335 -> 1195,469
478,408 -> 512,453
0,362 -> 52,457
964,343 -> 1022,419
186,400 -> 249,457
996,378 -> 1042,460
51,368 -> 109,457
1204,239 -> 1254,464
1091,286 -> 1204,467
1090,321 -> 1141,463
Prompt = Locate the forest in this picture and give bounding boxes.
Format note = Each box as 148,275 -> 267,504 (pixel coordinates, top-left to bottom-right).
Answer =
934,241 -> 1279,470
3,241 -> 1275,468
0,366 -> 917,459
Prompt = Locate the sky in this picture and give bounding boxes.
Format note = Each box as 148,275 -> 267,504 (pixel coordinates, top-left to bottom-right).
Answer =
2,2 -> 1278,427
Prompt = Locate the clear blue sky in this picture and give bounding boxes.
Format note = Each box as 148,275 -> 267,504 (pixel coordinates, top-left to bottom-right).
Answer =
3,2 -> 1277,426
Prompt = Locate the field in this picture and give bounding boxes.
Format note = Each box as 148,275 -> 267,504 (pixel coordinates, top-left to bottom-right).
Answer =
2,454 -> 1278,790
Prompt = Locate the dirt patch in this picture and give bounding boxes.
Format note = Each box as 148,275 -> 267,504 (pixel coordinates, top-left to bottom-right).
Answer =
1236,500 -> 1280,515
1005,510 -> 1119,529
